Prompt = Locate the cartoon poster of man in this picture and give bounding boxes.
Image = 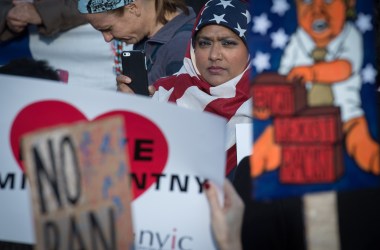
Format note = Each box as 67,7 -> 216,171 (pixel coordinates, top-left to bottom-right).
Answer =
249,0 -> 379,199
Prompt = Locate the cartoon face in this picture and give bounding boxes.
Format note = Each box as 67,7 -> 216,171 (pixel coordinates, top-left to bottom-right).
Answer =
295,0 -> 350,47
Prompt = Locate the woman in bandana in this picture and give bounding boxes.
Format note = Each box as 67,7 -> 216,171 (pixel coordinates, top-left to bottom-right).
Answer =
151,0 -> 252,177
79,0 -> 197,85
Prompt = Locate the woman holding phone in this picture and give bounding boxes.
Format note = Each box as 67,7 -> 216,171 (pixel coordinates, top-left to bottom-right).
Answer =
78,0 -> 197,89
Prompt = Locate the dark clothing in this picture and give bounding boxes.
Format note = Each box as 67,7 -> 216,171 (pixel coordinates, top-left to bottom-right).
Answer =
233,156 -> 306,250
233,156 -> 380,250
338,188 -> 380,250
134,7 -> 196,85
185,0 -> 208,14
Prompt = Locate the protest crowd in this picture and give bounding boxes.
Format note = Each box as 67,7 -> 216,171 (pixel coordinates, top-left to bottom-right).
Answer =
0,0 -> 379,250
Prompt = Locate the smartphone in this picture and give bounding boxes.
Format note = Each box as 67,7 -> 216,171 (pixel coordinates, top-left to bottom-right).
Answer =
121,50 -> 149,96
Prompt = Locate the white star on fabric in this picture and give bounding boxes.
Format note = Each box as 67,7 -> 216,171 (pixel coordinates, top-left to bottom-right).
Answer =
217,0 -> 234,9
270,28 -> 289,49
356,13 -> 372,33
210,14 -> 227,24
361,63 -> 377,84
235,23 -> 246,37
251,51 -> 271,73
196,18 -> 203,30
242,10 -> 251,24
271,0 -> 290,16
252,13 -> 272,35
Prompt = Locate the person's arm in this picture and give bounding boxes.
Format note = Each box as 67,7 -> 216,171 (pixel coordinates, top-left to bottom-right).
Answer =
33,0 -> 87,36
6,2 -> 42,34
204,179 -> 244,250
0,0 -> 18,41
0,0 -> 87,42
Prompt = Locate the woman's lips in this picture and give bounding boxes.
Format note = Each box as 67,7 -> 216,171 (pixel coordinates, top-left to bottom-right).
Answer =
208,66 -> 225,74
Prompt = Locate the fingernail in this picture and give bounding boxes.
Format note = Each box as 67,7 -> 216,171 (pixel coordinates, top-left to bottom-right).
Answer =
203,180 -> 210,190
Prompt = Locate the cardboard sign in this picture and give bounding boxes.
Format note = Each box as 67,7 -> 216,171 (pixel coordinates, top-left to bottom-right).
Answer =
249,0 -> 379,199
0,74 -> 226,249
22,116 -> 133,250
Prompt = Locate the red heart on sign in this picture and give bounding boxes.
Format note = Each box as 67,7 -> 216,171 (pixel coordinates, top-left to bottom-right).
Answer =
10,100 -> 169,200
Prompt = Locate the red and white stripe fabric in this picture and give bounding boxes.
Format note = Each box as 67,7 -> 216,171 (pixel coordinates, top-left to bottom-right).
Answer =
152,42 -> 252,175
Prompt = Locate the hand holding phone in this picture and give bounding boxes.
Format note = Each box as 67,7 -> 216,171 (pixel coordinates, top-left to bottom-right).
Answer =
121,50 -> 149,96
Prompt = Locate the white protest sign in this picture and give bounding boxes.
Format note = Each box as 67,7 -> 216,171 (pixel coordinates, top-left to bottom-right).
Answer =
0,74 -> 226,249
29,23 -> 117,90
236,123 -> 253,164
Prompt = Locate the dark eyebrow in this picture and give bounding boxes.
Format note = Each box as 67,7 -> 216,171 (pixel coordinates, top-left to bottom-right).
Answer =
196,35 -> 237,41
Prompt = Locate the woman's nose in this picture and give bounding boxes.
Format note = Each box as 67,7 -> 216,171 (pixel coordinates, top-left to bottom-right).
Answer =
102,32 -> 114,43
209,44 -> 222,61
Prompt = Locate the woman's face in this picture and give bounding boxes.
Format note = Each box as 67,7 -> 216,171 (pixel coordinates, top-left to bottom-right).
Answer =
194,25 -> 248,87
85,7 -> 147,44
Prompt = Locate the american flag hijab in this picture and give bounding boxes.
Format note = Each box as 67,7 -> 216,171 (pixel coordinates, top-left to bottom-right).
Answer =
152,0 -> 251,175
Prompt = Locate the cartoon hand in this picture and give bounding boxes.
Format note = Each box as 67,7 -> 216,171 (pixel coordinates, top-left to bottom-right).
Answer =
287,66 -> 313,83
253,106 -> 272,120
344,117 -> 380,175
250,126 -> 281,177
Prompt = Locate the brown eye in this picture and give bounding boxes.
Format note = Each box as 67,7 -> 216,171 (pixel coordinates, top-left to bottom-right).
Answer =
221,39 -> 238,46
197,39 -> 212,48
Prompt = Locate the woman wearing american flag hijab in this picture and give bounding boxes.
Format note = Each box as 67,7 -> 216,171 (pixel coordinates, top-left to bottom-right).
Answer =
151,0 -> 251,177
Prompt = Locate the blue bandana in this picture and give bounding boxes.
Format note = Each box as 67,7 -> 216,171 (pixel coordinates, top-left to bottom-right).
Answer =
195,0 -> 250,45
78,0 -> 134,14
